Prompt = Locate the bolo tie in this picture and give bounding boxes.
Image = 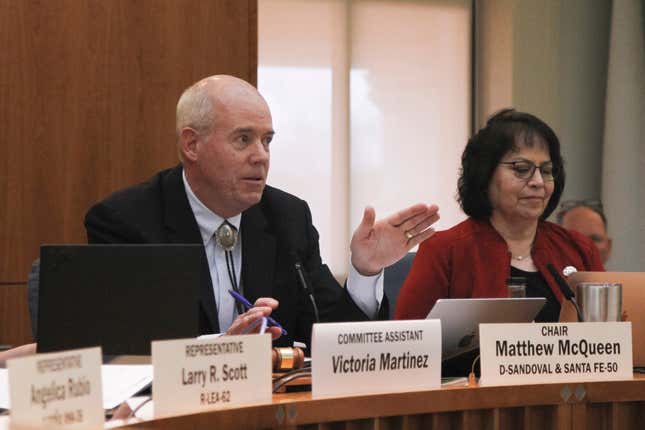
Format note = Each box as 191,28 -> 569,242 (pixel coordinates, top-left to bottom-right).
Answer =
214,221 -> 244,315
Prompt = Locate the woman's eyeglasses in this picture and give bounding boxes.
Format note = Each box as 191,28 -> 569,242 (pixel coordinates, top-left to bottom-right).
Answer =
499,161 -> 556,181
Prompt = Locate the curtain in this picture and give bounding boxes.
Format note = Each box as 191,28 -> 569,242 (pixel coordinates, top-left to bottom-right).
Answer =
602,0 -> 645,270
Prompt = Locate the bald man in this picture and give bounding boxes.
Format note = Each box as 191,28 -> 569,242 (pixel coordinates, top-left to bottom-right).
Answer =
85,75 -> 439,348
557,201 -> 612,264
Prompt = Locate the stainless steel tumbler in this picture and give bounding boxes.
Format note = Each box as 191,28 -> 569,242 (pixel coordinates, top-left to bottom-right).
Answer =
576,282 -> 622,322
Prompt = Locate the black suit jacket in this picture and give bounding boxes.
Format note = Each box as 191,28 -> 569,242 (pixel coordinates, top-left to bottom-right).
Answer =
85,165 -> 387,348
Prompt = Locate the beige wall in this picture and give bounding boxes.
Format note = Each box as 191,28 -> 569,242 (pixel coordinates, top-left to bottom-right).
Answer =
602,0 -> 645,271
476,0 -> 611,201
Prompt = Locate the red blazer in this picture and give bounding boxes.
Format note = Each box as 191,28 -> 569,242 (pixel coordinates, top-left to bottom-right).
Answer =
394,218 -> 604,320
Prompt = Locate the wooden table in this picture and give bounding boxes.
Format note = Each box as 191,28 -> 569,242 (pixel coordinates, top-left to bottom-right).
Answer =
105,374 -> 645,430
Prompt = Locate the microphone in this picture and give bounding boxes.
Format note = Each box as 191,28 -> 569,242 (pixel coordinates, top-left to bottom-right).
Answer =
294,259 -> 320,324
547,263 -> 583,322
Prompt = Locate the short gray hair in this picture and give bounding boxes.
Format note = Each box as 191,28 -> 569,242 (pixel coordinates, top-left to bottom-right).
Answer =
176,80 -> 215,138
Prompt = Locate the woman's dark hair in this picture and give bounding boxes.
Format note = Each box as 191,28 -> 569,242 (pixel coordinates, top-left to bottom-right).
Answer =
457,108 -> 565,220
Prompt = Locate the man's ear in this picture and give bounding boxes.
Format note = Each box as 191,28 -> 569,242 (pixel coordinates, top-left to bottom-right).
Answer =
179,128 -> 200,162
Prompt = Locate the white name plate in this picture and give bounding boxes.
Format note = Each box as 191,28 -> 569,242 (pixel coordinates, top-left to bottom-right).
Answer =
151,334 -> 272,417
480,322 -> 633,386
312,319 -> 441,398
7,347 -> 104,429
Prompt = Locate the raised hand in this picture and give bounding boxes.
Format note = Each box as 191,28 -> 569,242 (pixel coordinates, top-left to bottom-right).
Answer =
350,203 -> 439,275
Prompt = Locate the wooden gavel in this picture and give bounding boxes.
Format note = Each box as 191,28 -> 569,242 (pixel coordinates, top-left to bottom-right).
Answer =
272,347 -> 305,372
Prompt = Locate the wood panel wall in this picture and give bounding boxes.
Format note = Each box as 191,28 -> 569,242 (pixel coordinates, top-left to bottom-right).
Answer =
0,284 -> 31,347
0,0 -> 257,346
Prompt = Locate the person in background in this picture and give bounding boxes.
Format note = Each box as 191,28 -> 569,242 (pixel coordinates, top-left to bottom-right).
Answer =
556,200 -> 612,264
395,109 -> 604,323
85,75 -> 439,348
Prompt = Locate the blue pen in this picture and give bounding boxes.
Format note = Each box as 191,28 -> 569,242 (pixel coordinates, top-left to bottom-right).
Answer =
228,290 -> 287,335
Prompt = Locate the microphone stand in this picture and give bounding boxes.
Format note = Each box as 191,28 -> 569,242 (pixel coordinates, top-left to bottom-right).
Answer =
294,261 -> 320,324
547,263 -> 583,322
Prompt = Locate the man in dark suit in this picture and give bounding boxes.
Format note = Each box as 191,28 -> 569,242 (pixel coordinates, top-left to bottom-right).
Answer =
85,75 -> 439,348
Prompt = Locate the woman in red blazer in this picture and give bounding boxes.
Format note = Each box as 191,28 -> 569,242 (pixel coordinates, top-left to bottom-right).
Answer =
395,109 -> 604,322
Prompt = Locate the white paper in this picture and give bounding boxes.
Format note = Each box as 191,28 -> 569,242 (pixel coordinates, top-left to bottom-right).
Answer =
0,369 -> 8,409
101,365 -> 152,410
126,396 -> 153,419
441,376 -> 469,387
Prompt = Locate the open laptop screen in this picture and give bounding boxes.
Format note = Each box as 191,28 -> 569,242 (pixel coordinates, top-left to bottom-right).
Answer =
37,244 -> 202,355
427,297 -> 546,360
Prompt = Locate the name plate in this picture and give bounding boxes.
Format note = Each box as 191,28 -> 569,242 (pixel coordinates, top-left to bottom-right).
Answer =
312,319 -> 441,397
480,322 -> 633,386
151,334 -> 272,417
7,347 -> 104,429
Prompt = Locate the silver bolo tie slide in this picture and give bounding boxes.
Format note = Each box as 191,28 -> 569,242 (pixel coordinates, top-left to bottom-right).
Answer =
215,222 -> 238,251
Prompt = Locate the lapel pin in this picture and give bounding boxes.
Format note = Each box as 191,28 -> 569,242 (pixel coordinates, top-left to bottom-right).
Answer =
563,266 -> 577,277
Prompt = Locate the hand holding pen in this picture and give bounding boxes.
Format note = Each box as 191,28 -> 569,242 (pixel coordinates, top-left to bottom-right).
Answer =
225,290 -> 286,339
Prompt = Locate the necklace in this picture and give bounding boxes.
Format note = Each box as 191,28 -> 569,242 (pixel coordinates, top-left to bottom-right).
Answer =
511,245 -> 533,261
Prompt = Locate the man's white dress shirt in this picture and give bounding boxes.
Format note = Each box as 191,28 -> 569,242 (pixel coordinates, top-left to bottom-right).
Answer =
182,171 -> 384,332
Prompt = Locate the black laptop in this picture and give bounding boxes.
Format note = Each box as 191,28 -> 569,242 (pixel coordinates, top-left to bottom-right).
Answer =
37,244 -> 202,355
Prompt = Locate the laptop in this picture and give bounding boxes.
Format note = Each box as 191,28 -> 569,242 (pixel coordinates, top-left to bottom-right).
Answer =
567,272 -> 645,367
427,298 -> 546,360
37,244 -> 203,355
